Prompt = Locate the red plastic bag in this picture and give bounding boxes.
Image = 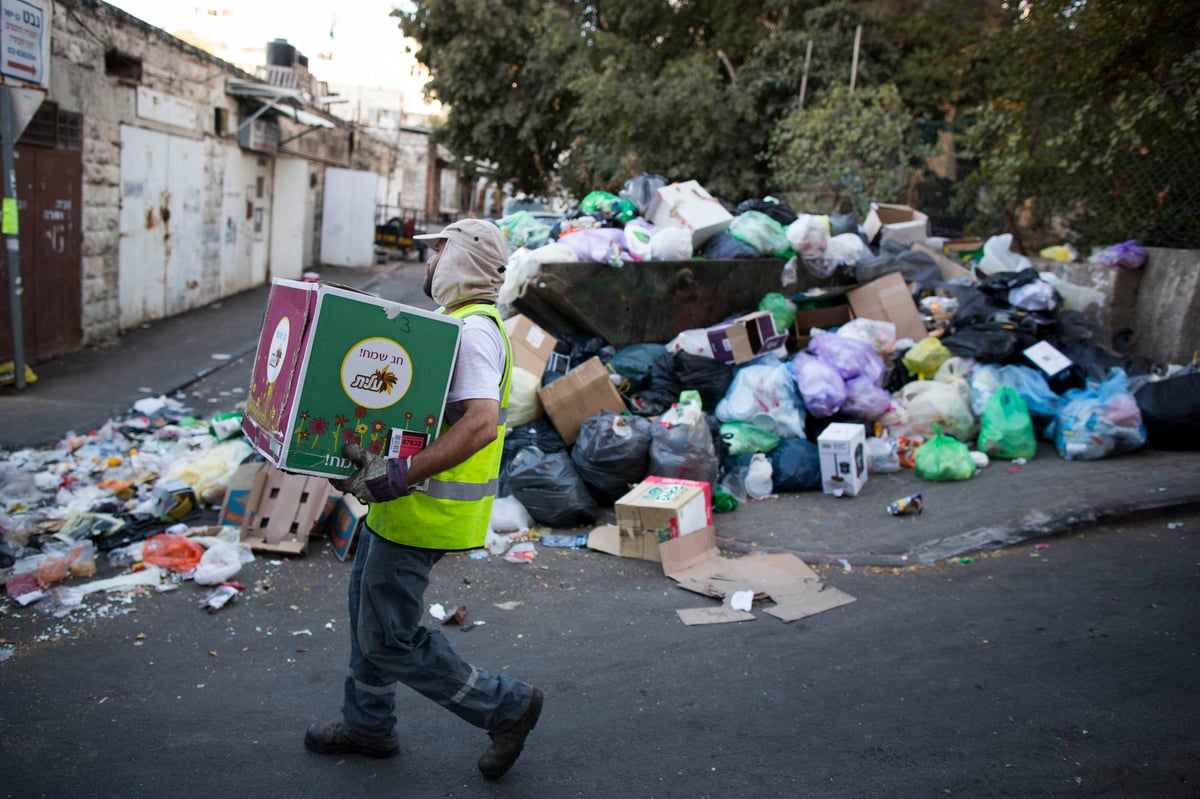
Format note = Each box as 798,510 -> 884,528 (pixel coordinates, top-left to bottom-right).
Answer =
142,533 -> 205,573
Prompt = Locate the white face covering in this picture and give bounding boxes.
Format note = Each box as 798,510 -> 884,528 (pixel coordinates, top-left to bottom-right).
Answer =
423,220 -> 508,308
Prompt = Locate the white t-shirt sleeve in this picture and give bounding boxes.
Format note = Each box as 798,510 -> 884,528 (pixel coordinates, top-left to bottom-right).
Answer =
445,314 -> 505,404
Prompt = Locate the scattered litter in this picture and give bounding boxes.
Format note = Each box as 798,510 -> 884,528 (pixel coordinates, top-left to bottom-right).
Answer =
540,534 -> 589,548
0,646 -> 13,662
1034,543 -> 1051,549
493,601 -> 524,611
290,629 -> 313,636
429,603 -> 468,624
955,557 -> 973,564
1168,522 -> 1183,529
729,589 -> 754,612
886,493 -> 923,516
199,584 -> 240,613
839,559 -> 852,573
502,542 -> 537,563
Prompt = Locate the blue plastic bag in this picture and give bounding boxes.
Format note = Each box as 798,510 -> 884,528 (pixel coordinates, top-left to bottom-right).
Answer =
1055,367 -> 1146,460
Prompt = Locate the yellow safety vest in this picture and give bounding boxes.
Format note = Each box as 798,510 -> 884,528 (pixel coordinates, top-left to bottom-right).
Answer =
366,303 -> 512,550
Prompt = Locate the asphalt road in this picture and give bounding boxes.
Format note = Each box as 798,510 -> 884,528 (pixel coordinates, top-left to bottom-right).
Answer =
1,510 -> 1197,798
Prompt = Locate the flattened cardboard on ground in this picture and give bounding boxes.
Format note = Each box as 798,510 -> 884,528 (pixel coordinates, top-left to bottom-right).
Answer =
847,272 -> 927,343
537,356 -> 626,445
218,462 -> 330,555
658,527 -> 857,625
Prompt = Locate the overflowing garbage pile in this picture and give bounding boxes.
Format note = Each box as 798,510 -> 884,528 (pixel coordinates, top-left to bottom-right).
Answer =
488,174 -> 1200,533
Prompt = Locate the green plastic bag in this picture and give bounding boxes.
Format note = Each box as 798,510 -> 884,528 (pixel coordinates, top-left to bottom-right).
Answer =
728,210 -> 791,257
914,425 -> 977,482
977,386 -> 1037,460
758,292 -> 797,333
581,191 -> 637,223
719,420 -> 782,457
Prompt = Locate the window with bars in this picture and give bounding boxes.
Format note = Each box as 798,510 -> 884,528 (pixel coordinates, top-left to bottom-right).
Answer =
17,102 -> 83,150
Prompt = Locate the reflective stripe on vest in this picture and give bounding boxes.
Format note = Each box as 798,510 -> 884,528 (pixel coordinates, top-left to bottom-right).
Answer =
365,304 -> 511,551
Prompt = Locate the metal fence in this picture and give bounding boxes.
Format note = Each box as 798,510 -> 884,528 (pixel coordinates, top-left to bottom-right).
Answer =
910,120 -> 1200,251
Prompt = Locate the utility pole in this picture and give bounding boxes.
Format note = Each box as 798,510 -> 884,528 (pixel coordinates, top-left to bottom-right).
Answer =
799,39 -> 813,109
850,24 -> 862,94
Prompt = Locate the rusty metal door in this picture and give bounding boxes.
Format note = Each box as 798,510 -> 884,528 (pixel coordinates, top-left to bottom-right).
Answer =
0,146 -> 82,363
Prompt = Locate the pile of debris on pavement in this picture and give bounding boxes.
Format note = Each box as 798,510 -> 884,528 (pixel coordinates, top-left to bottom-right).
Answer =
1,174 -> 1197,624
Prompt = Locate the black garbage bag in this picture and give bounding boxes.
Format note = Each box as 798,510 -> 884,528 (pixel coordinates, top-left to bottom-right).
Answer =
1043,310 -> 1155,383
607,343 -> 668,393
767,438 -> 823,492
570,410 -> 654,504
552,332 -> 615,372
920,281 -> 1005,328
940,321 -> 1030,364
507,446 -> 597,527
855,240 -> 942,286
498,420 -> 567,497
735,198 -> 798,226
631,351 -> 734,417
648,418 -> 718,487
702,231 -> 764,260
1134,372 -> 1200,450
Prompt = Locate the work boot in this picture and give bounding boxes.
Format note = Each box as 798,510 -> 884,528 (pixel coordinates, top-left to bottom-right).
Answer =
477,688 -> 543,780
304,720 -> 399,759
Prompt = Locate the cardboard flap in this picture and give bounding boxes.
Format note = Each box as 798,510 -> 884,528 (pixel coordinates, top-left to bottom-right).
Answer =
847,272 -> 927,342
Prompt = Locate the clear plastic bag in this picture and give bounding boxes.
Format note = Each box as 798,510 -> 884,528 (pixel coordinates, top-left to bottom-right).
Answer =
881,379 -> 977,443
715,360 -> 806,438
1055,367 -> 1146,460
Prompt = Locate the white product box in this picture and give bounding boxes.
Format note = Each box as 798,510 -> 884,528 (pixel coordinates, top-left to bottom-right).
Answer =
817,422 -> 868,497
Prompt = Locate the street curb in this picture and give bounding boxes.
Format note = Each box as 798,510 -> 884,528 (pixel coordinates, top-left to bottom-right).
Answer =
717,493 -> 1200,569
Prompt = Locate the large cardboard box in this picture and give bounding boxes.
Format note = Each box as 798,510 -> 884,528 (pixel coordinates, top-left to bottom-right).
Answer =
589,479 -> 710,563
817,422 -> 868,497
646,180 -> 733,249
218,461 -> 331,555
242,279 -> 461,479
503,314 -> 559,377
846,272 -> 928,343
863,202 -> 931,246
706,311 -> 789,364
536,356 -> 626,445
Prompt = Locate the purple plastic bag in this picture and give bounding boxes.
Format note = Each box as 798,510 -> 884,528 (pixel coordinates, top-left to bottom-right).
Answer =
808,333 -> 885,385
841,375 -> 892,421
788,352 -> 846,418
1092,240 -> 1147,269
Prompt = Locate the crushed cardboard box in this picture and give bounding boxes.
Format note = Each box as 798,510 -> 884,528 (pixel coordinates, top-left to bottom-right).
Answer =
503,314 -> 559,378
219,461 -> 332,555
707,311 -> 789,364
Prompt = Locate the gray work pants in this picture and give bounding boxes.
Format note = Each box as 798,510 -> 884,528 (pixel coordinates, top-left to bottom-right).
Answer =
340,527 -> 533,743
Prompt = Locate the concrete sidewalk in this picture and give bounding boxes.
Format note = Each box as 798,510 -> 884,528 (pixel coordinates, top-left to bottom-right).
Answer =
2,261 -> 1197,566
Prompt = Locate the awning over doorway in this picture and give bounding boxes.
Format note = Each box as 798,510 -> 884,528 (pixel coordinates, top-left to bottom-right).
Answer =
226,78 -> 336,132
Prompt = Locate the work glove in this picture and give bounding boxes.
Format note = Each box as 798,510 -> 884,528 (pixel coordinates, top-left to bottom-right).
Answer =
330,442 -> 411,504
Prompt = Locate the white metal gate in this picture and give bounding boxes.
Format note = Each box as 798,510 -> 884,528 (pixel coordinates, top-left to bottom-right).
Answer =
320,167 -> 378,267
117,126 -> 204,330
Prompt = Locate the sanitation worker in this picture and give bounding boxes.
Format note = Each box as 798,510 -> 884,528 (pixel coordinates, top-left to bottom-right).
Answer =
304,218 -> 542,781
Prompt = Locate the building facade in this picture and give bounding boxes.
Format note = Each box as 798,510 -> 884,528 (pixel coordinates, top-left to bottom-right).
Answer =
1,0 -> 465,366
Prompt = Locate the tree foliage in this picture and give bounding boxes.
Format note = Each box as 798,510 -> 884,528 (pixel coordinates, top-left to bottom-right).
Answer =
954,0 -> 1200,248
769,83 -> 927,216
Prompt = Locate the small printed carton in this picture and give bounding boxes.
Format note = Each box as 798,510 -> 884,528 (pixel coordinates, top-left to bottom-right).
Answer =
320,492 -> 368,562
817,422 -> 868,497
218,461 -> 331,555
503,314 -> 559,378
706,311 -> 789,364
537,356 -> 626,445
645,179 -> 733,249
241,279 -> 461,479
863,202 -> 931,246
